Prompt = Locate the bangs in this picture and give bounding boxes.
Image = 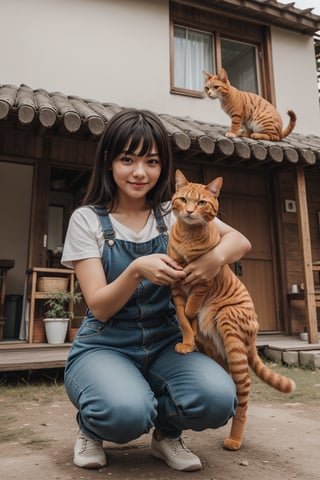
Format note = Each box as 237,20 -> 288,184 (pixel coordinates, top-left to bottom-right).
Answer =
125,115 -> 160,155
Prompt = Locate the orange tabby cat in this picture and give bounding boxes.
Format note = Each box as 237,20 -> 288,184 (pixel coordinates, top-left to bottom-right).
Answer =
203,68 -> 296,141
168,169 -> 295,451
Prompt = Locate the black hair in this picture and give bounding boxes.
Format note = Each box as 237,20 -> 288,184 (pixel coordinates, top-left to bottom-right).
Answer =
83,109 -> 173,211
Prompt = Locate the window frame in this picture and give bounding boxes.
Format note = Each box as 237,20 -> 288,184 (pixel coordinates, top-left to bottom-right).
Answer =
170,23 -> 215,98
169,1 -> 275,104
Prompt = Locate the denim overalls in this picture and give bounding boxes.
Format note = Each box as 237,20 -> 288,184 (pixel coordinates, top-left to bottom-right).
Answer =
64,207 -> 237,444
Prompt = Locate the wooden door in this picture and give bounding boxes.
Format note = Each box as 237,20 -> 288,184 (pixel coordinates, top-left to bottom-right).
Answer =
202,167 -> 279,332
219,193 -> 278,331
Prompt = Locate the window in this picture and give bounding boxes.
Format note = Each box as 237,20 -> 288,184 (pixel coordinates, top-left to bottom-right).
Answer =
173,26 -> 214,92
220,38 -> 259,94
170,2 -> 273,101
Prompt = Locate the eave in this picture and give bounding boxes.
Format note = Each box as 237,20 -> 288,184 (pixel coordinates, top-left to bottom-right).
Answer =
172,0 -> 320,35
0,83 -> 319,171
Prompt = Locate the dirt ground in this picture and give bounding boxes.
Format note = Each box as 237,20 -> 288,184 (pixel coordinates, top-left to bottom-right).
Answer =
0,392 -> 319,480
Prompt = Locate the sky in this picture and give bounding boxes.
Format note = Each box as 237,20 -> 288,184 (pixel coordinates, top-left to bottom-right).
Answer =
279,0 -> 320,15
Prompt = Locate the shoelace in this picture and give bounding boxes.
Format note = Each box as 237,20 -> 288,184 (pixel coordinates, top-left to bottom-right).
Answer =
78,434 -> 101,453
167,437 -> 191,455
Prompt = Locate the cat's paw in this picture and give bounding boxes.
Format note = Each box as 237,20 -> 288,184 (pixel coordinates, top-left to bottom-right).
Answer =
175,342 -> 195,354
223,437 -> 242,451
225,131 -> 237,138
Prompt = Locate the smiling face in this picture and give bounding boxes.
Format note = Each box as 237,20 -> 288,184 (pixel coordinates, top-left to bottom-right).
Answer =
111,138 -> 162,204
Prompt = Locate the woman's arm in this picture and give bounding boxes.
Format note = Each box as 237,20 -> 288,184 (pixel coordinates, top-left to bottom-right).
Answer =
182,217 -> 251,286
74,254 -> 186,322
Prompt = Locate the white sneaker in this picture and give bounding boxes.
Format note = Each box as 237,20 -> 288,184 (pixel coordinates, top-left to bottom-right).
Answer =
151,434 -> 202,471
74,430 -> 107,468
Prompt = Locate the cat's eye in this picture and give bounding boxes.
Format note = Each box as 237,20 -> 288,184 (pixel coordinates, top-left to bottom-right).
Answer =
179,197 -> 187,203
213,85 -> 219,90
198,200 -> 207,206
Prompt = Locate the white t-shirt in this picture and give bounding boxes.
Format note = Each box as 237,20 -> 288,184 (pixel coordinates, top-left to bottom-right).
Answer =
61,204 -> 176,268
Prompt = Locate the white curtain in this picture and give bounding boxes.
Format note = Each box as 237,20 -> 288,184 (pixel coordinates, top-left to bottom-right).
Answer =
174,27 -> 214,91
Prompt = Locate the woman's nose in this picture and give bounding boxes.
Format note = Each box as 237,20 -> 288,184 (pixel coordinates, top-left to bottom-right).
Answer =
133,162 -> 146,176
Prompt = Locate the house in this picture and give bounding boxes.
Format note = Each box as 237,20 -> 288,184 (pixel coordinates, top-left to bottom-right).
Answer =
0,0 -> 320,348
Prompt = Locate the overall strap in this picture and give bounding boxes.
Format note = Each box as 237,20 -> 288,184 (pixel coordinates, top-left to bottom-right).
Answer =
91,206 -> 116,247
153,207 -> 168,236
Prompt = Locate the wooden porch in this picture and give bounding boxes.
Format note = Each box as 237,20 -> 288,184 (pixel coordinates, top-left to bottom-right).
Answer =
1,334 -> 320,373
0,341 -> 71,372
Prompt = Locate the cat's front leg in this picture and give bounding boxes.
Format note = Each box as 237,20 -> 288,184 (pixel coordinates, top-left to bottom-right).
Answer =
185,284 -> 209,321
175,310 -> 196,354
226,116 -> 244,138
225,131 -> 239,138
172,284 -> 196,354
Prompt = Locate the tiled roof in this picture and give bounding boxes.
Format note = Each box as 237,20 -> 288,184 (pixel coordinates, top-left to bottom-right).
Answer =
0,83 -> 319,169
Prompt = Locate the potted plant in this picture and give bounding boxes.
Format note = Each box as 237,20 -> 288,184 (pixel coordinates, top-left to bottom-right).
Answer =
43,290 -> 82,344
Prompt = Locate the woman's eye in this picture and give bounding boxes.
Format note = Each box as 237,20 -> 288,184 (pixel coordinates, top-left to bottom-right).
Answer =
147,158 -> 160,165
121,156 -> 133,164
198,200 -> 207,206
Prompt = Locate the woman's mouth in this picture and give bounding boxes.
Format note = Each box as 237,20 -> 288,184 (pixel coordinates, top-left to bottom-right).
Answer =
128,182 -> 147,189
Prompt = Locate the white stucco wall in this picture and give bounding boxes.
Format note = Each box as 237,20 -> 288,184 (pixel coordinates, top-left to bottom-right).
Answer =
1,0 -> 173,110
271,27 -> 320,135
0,0 -> 319,134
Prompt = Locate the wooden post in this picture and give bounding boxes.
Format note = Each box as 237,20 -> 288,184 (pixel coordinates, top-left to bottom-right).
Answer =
295,166 -> 319,344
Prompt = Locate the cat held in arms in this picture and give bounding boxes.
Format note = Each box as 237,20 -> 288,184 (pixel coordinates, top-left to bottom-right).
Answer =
203,68 -> 296,141
168,169 -> 296,451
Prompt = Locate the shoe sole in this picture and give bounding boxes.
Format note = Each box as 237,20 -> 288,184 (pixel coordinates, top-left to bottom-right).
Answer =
152,450 -> 202,471
74,457 -> 107,469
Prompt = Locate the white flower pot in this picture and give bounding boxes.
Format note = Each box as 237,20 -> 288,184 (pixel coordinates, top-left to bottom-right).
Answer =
43,318 -> 69,344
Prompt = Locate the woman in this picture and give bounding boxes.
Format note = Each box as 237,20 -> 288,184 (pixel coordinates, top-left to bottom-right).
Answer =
62,109 -> 251,472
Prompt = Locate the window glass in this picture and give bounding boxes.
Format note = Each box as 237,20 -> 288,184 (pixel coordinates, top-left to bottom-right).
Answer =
174,26 -> 214,91
220,38 -> 258,93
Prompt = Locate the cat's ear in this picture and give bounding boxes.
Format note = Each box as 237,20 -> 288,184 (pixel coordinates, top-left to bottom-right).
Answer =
206,177 -> 223,198
203,70 -> 212,80
218,68 -> 228,84
175,169 -> 189,191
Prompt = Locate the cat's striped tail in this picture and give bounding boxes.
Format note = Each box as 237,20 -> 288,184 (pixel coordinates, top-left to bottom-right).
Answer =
249,348 -> 296,393
281,110 -> 297,139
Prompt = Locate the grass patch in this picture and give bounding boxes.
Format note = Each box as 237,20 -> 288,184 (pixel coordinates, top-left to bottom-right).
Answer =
250,360 -> 320,405
0,416 -> 29,442
0,381 -> 66,403
0,369 -> 66,403
0,372 -> 65,448
24,436 -> 53,449
0,414 -> 51,448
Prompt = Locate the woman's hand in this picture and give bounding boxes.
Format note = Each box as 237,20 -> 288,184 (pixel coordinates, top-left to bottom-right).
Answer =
183,217 -> 251,287
74,254 -> 186,322
183,249 -> 221,287
132,254 -> 186,285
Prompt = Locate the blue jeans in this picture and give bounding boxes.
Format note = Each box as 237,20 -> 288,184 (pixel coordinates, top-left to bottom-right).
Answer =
64,315 -> 237,443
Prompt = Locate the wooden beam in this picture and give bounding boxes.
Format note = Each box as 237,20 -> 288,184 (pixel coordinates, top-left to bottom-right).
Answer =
295,166 -> 319,344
